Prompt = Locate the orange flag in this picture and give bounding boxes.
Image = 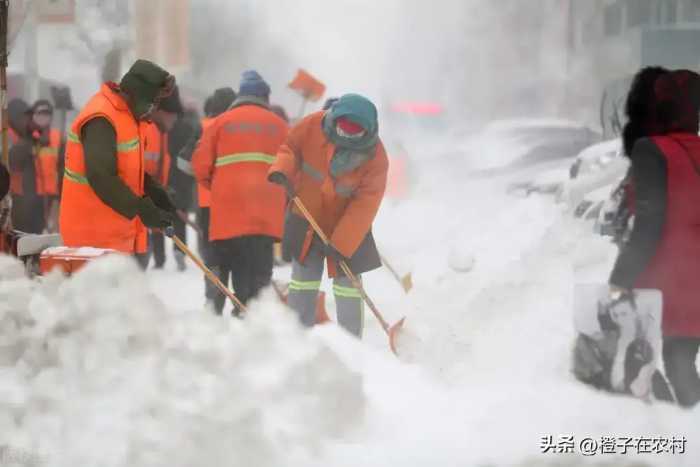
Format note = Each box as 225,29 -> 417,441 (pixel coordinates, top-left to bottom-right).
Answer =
288,69 -> 326,102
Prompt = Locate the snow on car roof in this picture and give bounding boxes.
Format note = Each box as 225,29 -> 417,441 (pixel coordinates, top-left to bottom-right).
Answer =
486,118 -> 589,132
575,138 -> 621,162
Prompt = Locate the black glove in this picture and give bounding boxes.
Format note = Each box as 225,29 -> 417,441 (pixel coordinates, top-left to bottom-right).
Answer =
137,197 -> 174,229
144,173 -> 177,213
0,164 -> 9,201
323,243 -> 346,262
268,171 -> 294,198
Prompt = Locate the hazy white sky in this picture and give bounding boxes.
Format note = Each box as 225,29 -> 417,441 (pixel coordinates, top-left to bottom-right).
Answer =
10,0 -> 577,123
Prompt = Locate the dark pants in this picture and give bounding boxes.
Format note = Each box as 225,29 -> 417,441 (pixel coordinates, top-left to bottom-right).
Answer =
663,337 -> 700,408
11,195 -> 46,234
172,214 -> 188,270
197,207 -> 216,301
211,235 -> 274,315
150,230 -> 166,268
134,253 -> 150,271
143,216 -> 187,270
172,214 -> 187,251
197,207 -> 211,261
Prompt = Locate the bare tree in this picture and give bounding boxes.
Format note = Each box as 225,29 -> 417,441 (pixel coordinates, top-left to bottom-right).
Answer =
67,0 -> 130,82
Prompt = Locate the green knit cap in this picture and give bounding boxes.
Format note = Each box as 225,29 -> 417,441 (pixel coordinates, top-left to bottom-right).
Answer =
119,59 -> 173,118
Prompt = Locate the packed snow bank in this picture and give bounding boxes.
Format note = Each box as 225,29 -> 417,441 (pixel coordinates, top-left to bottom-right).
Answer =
364,151 -> 700,465
360,213 -> 700,467
0,255 -> 364,467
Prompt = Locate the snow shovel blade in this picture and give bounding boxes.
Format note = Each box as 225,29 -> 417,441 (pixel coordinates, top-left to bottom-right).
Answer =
388,317 -> 407,355
400,273 -> 413,293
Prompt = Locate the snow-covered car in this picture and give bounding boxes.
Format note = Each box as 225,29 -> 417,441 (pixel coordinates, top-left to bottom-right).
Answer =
464,119 -> 600,176
560,139 -> 629,208
572,183 -> 613,222
555,139 -> 633,240
512,138 -> 625,197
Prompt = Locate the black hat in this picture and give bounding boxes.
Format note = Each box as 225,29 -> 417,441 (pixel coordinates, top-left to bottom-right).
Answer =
119,59 -> 174,117
209,87 -> 237,117
203,96 -> 215,117
31,99 -> 54,114
8,98 -> 30,134
159,85 -> 184,115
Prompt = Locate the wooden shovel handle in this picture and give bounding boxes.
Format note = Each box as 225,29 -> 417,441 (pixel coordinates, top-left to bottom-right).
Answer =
170,233 -> 247,312
291,197 -> 391,333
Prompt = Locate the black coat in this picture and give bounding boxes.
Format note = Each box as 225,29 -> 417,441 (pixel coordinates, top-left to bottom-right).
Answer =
167,111 -> 200,210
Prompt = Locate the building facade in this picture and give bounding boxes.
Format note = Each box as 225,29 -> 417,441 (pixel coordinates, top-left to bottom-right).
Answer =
567,0 -> 700,136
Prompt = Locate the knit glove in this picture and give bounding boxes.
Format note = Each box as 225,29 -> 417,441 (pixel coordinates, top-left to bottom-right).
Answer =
137,197 -> 174,229
268,171 -> 294,198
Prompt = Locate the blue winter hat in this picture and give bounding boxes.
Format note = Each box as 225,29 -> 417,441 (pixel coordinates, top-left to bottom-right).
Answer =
238,70 -> 271,98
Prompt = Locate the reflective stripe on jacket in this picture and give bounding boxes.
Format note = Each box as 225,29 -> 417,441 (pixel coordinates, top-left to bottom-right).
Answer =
192,103 -> 288,241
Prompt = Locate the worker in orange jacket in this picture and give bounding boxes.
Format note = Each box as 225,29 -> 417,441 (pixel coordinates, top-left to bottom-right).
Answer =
60,60 -> 177,260
193,71 -> 288,315
268,93 -> 388,337
8,99 -> 64,234
7,98 -> 52,234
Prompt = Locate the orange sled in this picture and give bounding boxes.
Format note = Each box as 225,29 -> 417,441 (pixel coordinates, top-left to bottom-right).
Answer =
39,246 -> 115,275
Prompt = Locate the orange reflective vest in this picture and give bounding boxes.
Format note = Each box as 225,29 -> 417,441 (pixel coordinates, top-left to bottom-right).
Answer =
192,103 -> 288,241
59,83 -> 147,254
36,128 -> 61,196
142,122 -> 171,186
196,117 -> 214,208
8,128 -> 61,196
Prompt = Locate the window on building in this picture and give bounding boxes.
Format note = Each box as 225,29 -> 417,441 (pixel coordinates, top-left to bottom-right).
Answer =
627,0 -> 654,27
682,0 -> 700,20
605,4 -> 623,36
662,0 -> 679,24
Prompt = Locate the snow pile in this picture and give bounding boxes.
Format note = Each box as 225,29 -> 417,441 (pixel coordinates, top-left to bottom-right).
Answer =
360,145 -> 700,465
354,213 -> 700,467
0,255 -> 365,467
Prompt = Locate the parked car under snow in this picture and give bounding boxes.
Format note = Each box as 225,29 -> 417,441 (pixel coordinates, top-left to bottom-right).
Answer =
510,138 -> 627,200
453,119 -> 599,196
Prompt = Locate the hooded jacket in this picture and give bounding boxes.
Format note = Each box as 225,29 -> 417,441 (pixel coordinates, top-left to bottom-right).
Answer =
269,94 -> 388,276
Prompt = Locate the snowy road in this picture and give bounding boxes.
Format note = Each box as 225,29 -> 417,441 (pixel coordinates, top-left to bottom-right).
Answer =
2,151 -> 699,466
